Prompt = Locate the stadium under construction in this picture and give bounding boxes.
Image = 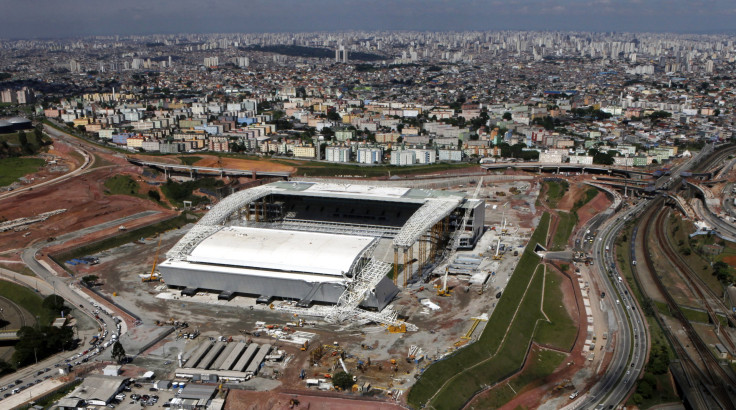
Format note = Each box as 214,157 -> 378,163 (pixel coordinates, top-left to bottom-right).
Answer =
158,181 -> 484,326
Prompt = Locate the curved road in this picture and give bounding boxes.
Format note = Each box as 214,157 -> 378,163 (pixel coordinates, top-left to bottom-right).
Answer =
0,125 -> 93,201
571,199 -> 649,409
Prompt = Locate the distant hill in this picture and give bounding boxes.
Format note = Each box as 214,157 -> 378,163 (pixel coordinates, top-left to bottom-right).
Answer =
244,45 -> 386,62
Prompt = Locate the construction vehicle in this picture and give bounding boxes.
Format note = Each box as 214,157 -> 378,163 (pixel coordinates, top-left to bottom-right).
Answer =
142,239 -> 162,282
387,323 -> 407,333
300,341 -> 309,351
437,268 -> 451,296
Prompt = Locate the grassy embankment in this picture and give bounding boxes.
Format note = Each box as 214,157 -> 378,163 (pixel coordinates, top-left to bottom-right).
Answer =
51,213 -> 191,271
0,280 -> 48,325
0,157 -> 45,187
408,213 -> 551,409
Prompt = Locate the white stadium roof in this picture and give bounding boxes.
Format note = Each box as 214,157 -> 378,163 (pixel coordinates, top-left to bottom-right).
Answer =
187,227 -> 374,276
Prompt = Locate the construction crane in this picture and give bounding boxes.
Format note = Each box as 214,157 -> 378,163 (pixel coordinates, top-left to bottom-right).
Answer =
492,237 -> 503,260
142,239 -> 162,282
437,267 -> 451,296
500,202 -> 509,235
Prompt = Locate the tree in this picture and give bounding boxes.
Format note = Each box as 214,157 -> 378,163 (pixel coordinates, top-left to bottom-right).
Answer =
502,112 -> 512,121
17,130 -> 32,155
112,341 -> 126,364
332,371 -> 354,390
148,190 -> 161,202
326,110 -> 341,122
81,275 -> 99,286
42,295 -> 69,316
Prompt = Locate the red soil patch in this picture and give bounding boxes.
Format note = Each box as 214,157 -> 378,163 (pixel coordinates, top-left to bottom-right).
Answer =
0,166 -> 175,252
225,390 -> 404,410
723,256 -> 736,267
556,182 -> 582,212
194,156 -> 295,173
575,191 -> 611,228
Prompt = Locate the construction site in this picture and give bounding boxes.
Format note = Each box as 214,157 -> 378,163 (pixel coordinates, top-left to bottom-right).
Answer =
60,174 -> 557,400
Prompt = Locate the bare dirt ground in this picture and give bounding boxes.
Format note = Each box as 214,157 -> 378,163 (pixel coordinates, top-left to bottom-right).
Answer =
0,165 -> 175,254
194,156 -> 295,173
576,192 -> 612,228
225,389 -> 405,410
556,182 -> 583,212
723,255 -> 736,267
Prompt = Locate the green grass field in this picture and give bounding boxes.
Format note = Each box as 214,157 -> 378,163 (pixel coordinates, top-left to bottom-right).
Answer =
544,180 -> 568,208
0,157 -> 45,187
0,280 -> 49,326
0,131 -> 43,147
679,306 -> 709,323
667,215 -> 724,295
534,269 -> 578,350
104,175 -> 141,197
408,213 -> 550,409
180,156 -> 202,166
470,347 -> 566,409
550,211 -> 576,251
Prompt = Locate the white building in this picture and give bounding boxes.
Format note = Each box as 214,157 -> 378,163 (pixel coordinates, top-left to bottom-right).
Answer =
325,146 -> 351,163
438,149 -> 463,162
390,150 -> 416,166
411,149 -> 437,164
539,152 -> 566,164
357,148 -> 383,164
568,155 -> 593,165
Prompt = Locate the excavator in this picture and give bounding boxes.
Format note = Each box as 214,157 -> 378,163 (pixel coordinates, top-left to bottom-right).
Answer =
142,239 -> 162,282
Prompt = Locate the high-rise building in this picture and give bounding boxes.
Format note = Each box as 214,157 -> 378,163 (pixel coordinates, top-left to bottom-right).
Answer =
69,59 -> 82,73
335,45 -> 348,63
204,56 -> 219,67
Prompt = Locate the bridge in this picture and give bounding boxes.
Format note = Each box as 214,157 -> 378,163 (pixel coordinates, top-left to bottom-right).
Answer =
0,330 -> 19,342
480,162 -> 653,177
666,194 -> 697,220
127,158 -> 292,179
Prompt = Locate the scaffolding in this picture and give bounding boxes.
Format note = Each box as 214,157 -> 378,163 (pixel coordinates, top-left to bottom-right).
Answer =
392,198 -> 461,249
326,258 -> 391,323
165,186 -> 276,261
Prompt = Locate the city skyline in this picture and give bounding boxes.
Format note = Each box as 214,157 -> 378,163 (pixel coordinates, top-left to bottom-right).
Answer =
2,0 -> 736,39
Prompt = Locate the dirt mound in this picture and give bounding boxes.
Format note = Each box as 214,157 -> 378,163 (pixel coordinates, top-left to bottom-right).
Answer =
194,156 -> 295,173
575,191 -> 611,228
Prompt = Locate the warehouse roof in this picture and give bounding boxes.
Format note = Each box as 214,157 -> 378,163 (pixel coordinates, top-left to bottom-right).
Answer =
187,227 -> 374,276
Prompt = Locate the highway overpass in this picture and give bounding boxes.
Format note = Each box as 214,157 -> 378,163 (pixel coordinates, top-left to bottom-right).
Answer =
480,162 -> 653,177
127,157 -> 292,179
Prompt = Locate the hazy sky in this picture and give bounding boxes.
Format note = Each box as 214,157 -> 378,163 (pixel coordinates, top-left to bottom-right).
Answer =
2,0 -> 736,39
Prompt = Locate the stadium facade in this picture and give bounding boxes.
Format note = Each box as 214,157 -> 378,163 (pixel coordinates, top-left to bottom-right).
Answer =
159,181 -> 484,311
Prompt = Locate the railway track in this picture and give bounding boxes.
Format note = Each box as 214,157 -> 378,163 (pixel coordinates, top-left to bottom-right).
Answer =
638,200 -> 736,408
657,207 -> 736,353
0,295 -> 27,329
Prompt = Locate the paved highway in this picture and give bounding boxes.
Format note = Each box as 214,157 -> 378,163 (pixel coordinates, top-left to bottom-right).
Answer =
572,199 -> 649,410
